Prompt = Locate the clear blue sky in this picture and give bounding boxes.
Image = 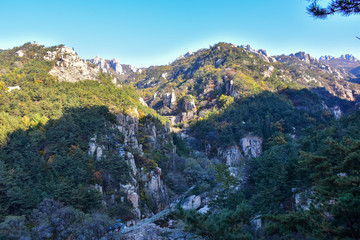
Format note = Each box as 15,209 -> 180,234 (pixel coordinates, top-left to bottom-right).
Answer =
0,0 -> 359,67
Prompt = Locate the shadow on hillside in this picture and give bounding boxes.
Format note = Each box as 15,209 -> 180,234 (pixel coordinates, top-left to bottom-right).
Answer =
191,87 -> 357,153
0,105 -> 120,217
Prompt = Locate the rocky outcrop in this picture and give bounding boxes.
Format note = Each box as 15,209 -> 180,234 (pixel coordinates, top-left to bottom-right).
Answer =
46,46 -> 99,82
223,146 -> 242,167
332,105 -> 342,119
183,98 -> 196,112
116,114 -> 142,151
15,50 -> 25,57
241,136 -> 262,158
290,51 -> 318,65
340,54 -> 359,62
87,113 -> 171,220
181,195 -> 201,210
220,137 -> 262,169
140,167 -> 169,213
319,55 -> 335,61
88,56 -> 141,78
162,92 -> 176,110
240,45 -> 277,63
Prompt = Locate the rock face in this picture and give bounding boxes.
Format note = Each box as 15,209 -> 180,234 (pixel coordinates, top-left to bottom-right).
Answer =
162,92 -> 176,109
240,44 -> 277,63
183,98 -> 196,111
46,46 -> 100,82
241,136 -> 262,158
88,56 -> 140,79
340,54 -> 359,62
87,113 -> 171,220
290,51 -> 317,65
220,136 -> 262,171
319,55 -> 335,61
141,167 -> 169,213
223,146 -> 242,167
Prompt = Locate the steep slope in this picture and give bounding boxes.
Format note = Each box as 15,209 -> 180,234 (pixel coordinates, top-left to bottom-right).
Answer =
319,54 -> 360,80
0,43 -> 183,239
125,42 -> 360,127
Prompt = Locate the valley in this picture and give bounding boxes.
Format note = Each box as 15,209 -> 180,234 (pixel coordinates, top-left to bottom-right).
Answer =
0,42 -> 360,239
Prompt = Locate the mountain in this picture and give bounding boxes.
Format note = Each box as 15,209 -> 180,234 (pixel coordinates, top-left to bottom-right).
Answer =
1,42 -> 360,239
319,54 -> 360,79
124,43 -> 360,127
87,56 -> 142,81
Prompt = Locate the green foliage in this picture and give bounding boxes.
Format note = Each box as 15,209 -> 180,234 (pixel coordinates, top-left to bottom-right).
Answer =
175,202 -> 253,240
214,164 -> 236,190
307,0 -> 360,19
172,133 -> 190,157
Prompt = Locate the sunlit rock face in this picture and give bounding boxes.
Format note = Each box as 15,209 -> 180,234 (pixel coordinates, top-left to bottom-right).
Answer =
46,46 -> 99,82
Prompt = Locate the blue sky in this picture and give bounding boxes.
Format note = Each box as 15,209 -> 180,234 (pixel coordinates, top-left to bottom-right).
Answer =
0,0 -> 359,67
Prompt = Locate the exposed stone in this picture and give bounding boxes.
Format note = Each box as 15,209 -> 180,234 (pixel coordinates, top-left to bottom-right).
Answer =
223,145 -> 242,167
88,136 -> 97,155
96,146 -> 104,161
240,136 -> 262,158
48,46 -> 99,82
295,191 -> 312,211
332,105 -> 342,119
88,56 -> 140,77
290,51 -> 317,65
183,98 -> 196,111
240,45 -> 277,63
7,86 -> 21,92
181,195 -> 201,210
139,97 -> 148,106
142,167 -> 169,213
15,50 -> 24,57
198,205 -> 210,214
162,91 -> 176,109
263,65 -> 274,78
127,152 -> 138,177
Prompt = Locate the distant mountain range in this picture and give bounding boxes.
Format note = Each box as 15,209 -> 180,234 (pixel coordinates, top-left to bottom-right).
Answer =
319,54 -> 360,79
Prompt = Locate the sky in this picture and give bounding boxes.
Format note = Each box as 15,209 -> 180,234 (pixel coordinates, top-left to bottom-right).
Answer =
0,0 -> 359,67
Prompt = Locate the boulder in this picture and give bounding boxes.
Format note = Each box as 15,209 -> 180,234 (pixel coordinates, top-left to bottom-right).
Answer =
182,195 -> 201,210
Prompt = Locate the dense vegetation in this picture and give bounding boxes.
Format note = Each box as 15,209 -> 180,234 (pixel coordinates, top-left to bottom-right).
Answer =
176,97 -> 360,239
0,43 -> 168,239
1,42 -> 359,239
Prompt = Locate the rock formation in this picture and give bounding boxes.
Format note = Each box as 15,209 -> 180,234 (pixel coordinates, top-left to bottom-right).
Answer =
46,46 -> 100,82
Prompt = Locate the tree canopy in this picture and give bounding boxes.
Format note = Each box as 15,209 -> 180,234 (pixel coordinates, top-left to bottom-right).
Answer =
307,0 -> 360,18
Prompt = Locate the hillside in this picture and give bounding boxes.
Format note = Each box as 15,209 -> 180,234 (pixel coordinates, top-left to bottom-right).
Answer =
319,54 -> 360,80
0,42 -> 360,239
124,43 -> 360,128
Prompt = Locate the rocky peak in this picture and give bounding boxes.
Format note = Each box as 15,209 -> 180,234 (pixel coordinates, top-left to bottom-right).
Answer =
175,51 -> 194,61
340,54 -> 359,62
88,56 -> 140,78
45,46 -> 100,82
290,51 -> 317,64
319,55 -> 335,61
240,44 -> 277,63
